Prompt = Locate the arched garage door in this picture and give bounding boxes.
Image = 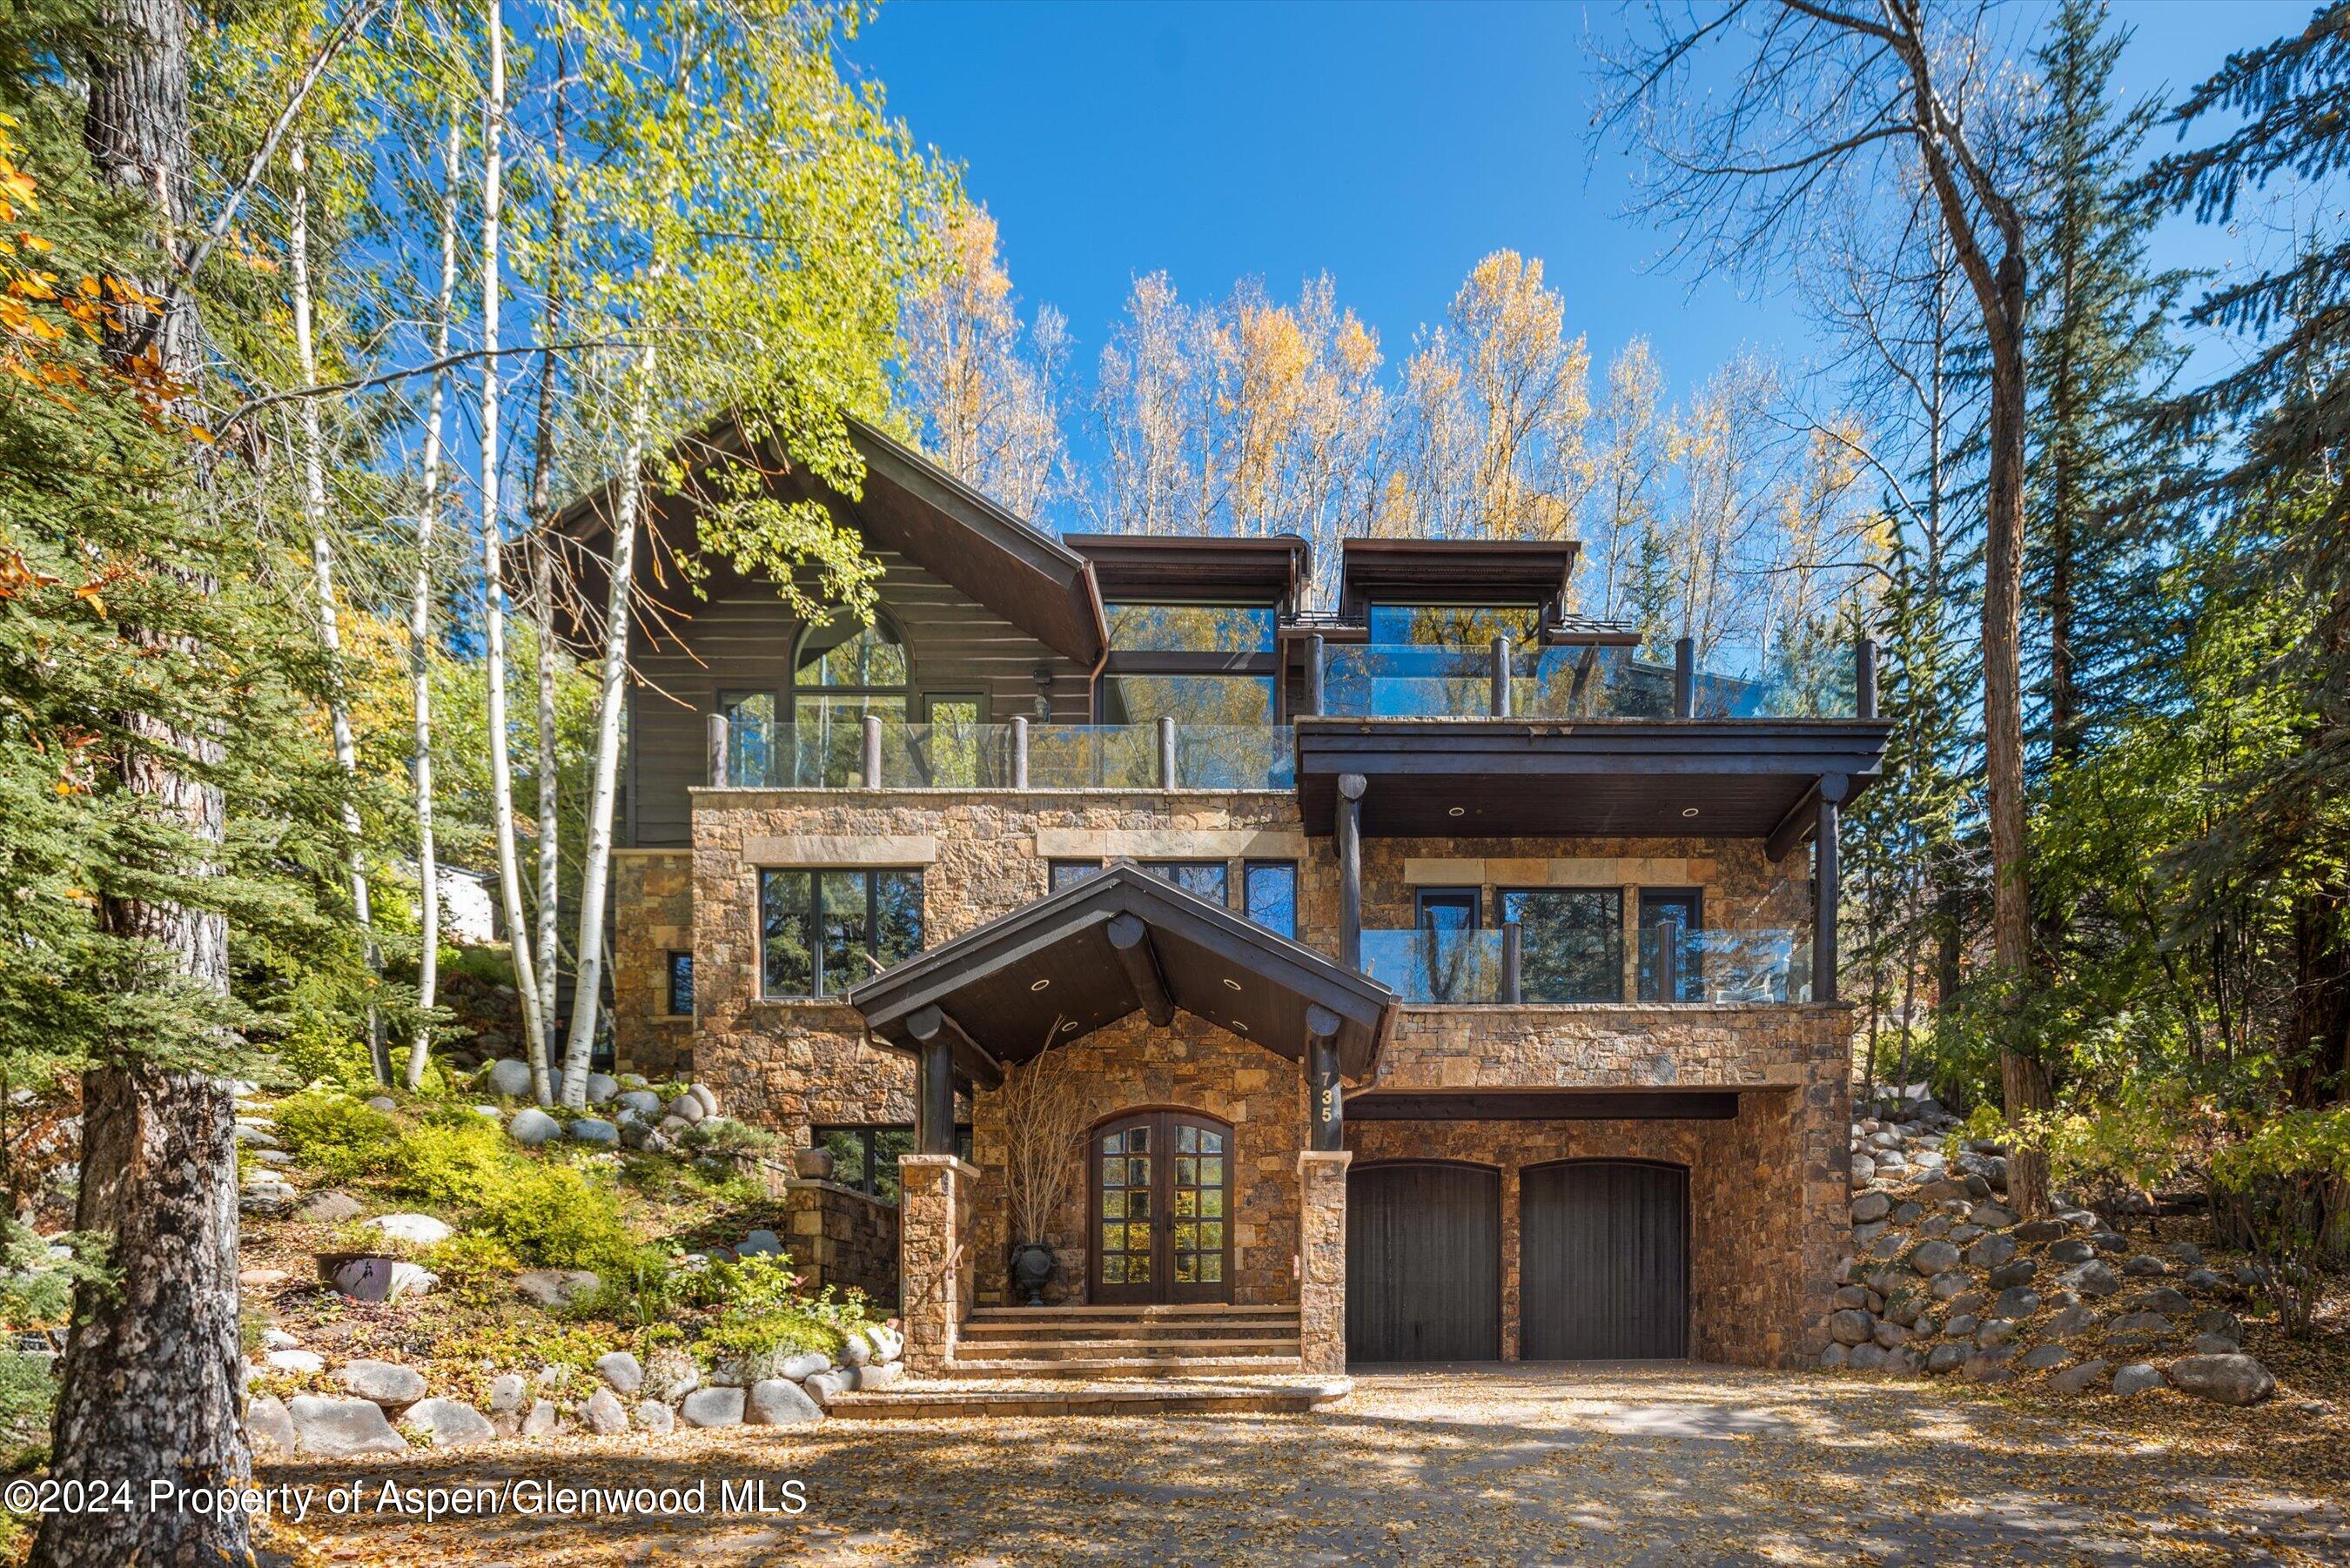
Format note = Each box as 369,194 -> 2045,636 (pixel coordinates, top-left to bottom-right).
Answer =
1346,1163 -> 1501,1362
1521,1160 -> 1689,1359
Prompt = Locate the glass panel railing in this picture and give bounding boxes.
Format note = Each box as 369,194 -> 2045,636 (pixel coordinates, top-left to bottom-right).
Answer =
875,720 -> 1021,788
1636,927 -> 1811,1004
1691,659 -> 1858,720
1174,725 -> 1295,790
1360,928 -> 1509,1004
1322,644 -> 1494,720
1025,724 -> 1159,790
1516,646 -> 1674,720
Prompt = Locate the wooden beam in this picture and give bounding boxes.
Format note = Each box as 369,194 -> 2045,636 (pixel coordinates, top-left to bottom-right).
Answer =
1346,1090 -> 1740,1121
1338,774 -> 1366,968
1768,774 -> 1845,864
906,1002 -> 1004,1091
1105,912 -> 1175,1027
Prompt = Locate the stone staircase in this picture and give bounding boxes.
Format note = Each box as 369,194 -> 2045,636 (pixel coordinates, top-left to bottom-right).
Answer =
944,1303 -> 1304,1378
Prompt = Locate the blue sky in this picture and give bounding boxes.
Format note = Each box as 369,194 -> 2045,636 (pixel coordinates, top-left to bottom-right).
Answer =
856,0 -> 2310,432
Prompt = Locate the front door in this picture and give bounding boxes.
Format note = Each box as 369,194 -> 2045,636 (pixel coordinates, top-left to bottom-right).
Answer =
1090,1110 -> 1233,1304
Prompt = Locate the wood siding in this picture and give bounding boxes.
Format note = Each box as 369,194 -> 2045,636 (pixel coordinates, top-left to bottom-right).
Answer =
1519,1160 -> 1689,1359
626,550 -> 1095,847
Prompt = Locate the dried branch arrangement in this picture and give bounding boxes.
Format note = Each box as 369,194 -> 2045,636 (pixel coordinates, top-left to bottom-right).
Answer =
1000,1020 -> 1088,1247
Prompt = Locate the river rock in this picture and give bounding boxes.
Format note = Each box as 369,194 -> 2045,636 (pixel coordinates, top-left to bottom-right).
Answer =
366,1212 -> 452,1248
583,1073 -> 620,1105
802,1370 -> 851,1408
681,1387 -> 745,1428
508,1108 -> 561,1146
2050,1359 -> 2111,1395
616,1089 -> 663,1120
567,1117 -> 619,1146
289,1395 -> 406,1457
747,1378 -> 824,1425
1909,1240 -> 1960,1277
635,1399 -> 675,1433
407,1397 -> 495,1448
2062,1261 -> 2120,1297
2019,1344 -> 2072,1371
1850,1191 -> 1891,1224
265,1348 -> 324,1374
523,1398 -> 561,1437
594,1351 -> 643,1394
773,1350 -> 830,1383
515,1268 -> 601,1309
246,1395 -> 297,1452
580,1387 -> 629,1435
1925,1343 -> 1967,1374
298,1190 -> 364,1223
1991,1287 -> 2039,1320
2112,1363 -> 2166,1397
2167,1353 -> 2273,1406
489,1373 -> 527,1414
486,1058 -> 536,1097
337,1359 -> 426,1409
865,1323 -> 904,1364
1964,1234 -> 2018,1270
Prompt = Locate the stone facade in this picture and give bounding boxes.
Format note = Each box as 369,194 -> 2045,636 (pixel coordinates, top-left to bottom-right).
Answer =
778,1179 -> 899,1308
1371,1002 -> 1842,1093
611,850 -> 694,1081
898,1155 -> 977,1374
1296,1151 -> 1350,1374
965,1012 -> 1306,1309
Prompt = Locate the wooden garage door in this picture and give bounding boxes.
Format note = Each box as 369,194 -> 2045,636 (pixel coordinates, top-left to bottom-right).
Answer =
1346,1163 -> 1501,1362
1521,1161 -> 1689,1359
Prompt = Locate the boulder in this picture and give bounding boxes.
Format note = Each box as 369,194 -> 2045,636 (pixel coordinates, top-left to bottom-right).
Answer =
688,1083 -> 720,1117
634,1399 -> 675,1434
366,1212 -> 452,1248
386,1262 -> 439,1301
2166,1353 -> 2273,1406
594,1351 -> 644,1394
840,1330 -> 874,1368
1990,1287 -> 2040,1321
1849,1344 -> 1893,1371
508,1108 -> 561,1147
1975,1319 -> 2018,1349
802,1370 -> 852,1409
338,1359 -> 428,1410
680,1387 -> 745,1429
265,1348 -> 324,1374
2133,1287 -> 2192,1317
616,1089 -> 663,1120
644,1347 -> 700,1403
406,1397 -> 495,1449
666,1093 -> 707,1125
567,1117 -> 619,1146
2183,1267 -> 2228,1291
2162,1241 -> 2205,1265
298,1190 -> 363,1224
1909,1240 -> 1961,1277
866,1324 -> 904,1364
1850,1154 -> 1877,1185
2050,1359 -> 2111,1396
1925,1344 -> 1967,1375
1970,1204 -> 2018,1230
515,1269 -> 601,1309
2061,1261 -> 2120,1298
2112,1363 -> 2166,1397
2193,1333 -> 2242,1355
2193,1308 -> 2244,1341
1943,1314 -> 1979,1339
2047,1305 -> 2103,1340
850,1362 -> 903,1390
748,1378 -> 824,1424
289,1395 -> 407,1457
487,1058 -> 537,1097
1819,1344 -> 1850,1369
2108,1311 -> 2175,1338
2019,1344 -> 2072,1371
583,1073 -> 620,1105
579,1388 -> 629,1435
246,1395 -> 298,1452
1929,1272 -> 1974,1301
1872,1321 -> 1910,1350
1986,1259 -> 2038,1291
365,1096 -> 398,1114
2016,1219 -> 2071,1245
2122,1254 -> 2169,1278
774,1350 -> 831,1383
522,1399 -> 561,1437
1833,1284 -> 1870,1310
1962,1346 -> 2017,1383
489,1373 -> 527,1414
1850,1191 -> 1891,1224
1964,1234 -> 2018,1270
738,1229 -> 784,1257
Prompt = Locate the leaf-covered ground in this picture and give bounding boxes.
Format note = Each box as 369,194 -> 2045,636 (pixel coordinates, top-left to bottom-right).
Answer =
263,1363 -> 2349,1565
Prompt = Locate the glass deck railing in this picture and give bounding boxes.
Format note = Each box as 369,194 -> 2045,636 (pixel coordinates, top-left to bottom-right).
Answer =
1319,641 -> 1864,720
1174,725 -> 1296,790
1360,924 -> 1813,1004
724,717 -> 1297,791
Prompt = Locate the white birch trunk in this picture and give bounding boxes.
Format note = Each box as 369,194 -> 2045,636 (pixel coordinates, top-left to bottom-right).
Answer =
534,545 -> 562,1050
559,339 -> 655,1106
406,117 -> 460,1091
290,137 -> 387,1084
476,0 -> 552,1103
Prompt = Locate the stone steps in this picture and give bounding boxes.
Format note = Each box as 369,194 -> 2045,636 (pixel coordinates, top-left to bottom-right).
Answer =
948,1304 -> 1303,1379
827,1374 -> 1351,1420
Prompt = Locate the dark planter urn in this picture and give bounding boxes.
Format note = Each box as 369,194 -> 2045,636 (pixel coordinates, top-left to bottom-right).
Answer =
1010,1242 -> 1055,1306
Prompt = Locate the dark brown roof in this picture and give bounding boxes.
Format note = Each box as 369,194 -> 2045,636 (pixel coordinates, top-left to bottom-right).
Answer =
847,861 -> 1395,1080
1338,537 -> 1581,618
1064,533 -> 1308,605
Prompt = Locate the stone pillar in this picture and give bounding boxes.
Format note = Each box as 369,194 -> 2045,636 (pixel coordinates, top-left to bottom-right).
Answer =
898,1154 -> 978,1375
1296,1149 -> 1352,1376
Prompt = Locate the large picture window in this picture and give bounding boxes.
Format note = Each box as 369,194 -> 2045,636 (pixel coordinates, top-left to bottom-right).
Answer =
717,691 -> 776,786
1500,888 -> 1623,1002
813,1123 -> 971,1203
792,614 -> 908,786
760,868 -> 923,998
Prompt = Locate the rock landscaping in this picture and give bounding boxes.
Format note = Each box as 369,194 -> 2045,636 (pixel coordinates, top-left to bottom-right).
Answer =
1820,1090 -> 2287,1407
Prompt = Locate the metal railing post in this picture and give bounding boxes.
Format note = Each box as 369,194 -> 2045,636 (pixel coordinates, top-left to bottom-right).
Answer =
1010,715 -> 1030,790
1674,637 -> 1695,718
862,714 -> 883,790
1158,715 -> 1178,788
706,712 -> 729,788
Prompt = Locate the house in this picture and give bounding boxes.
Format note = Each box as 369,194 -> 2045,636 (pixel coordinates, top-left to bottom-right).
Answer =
557,418 -> 1884,1380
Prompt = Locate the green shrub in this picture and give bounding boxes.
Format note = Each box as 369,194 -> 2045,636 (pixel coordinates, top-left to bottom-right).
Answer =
437,944 -> 517,989
272,1090 -> 400,1180
385,1111 -> 514,1206
0,1350 -> 56,1471
420,1233 -> 521,1307
0,1221 -> 106,1330
470,1162 -> 638,1276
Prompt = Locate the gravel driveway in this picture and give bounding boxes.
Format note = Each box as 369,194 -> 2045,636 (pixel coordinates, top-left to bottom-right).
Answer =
266,1363 -> 2350,1565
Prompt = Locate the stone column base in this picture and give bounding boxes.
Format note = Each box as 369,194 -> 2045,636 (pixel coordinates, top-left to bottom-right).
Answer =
898,1155 -> 980,1375
1296,1149 -> 1351,1375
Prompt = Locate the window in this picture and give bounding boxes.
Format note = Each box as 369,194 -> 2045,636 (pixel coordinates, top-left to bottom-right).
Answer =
814,1123 -> 972,1203
1366,604 -> 1542,647
760,868 -> 923,998
717,691 -> 776,786
665,951 -> 695,1016
923,694 -> 985,787
1098,673 -> 1275,727
1099,604 -> 1279,734
1049,860 -> 1104,893
1500,889 -> 1622,1002
1105,604 -> 1276,653
1244,861 -> 1299,939
1415,887 -> 1480,933
792,613 -> 908,786
1638,889 -> 1704,1002
1140,860 -> 1230,906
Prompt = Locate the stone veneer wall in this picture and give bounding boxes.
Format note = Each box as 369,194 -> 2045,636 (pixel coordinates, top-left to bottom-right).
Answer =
778,1179 -> 900,1308
964,1013 -> 1307,1309
611,850 -> 695,1081
1372,1003 -> 1840,1092
898,1156 -> 977,1374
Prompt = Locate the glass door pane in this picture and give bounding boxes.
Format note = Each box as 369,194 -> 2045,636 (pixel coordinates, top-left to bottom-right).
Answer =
1639,890 -> 1702,1002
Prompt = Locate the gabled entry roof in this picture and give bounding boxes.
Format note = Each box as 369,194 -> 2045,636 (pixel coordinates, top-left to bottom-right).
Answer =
846,862 -> 1396,1083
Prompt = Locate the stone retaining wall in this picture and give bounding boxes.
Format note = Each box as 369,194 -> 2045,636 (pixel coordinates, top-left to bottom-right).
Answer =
779,1179 -> 900,1308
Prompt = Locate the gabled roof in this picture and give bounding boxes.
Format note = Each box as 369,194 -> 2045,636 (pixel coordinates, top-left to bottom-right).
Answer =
549,414 -> 1105,665
847,861 -> 1395,1082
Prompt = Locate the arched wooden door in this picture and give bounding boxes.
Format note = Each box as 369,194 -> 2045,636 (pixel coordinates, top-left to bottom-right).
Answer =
1090,1109 -> 1233,1305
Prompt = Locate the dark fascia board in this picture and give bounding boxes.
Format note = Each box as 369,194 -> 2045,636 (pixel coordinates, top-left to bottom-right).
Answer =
846,861 -> 1396,1075
544,412 -> 1106,665
1064,533 -> 1308,606
1346,1089 -> 1740,1121
1294,716 -> 1891,774
1338,537 -> 1581,617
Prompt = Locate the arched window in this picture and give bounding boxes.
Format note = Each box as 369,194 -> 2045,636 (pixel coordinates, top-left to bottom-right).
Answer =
791,613 -> 908,786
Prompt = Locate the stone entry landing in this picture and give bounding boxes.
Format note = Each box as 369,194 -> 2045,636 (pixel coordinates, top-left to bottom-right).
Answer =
825,1370 -> 1352,1421
948,1303 -> 1303,1378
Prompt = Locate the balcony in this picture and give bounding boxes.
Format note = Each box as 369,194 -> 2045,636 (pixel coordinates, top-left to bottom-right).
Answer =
709,715 -> 1296,792
1315,638 -> 1864,721
1358,925 -> 1813,1006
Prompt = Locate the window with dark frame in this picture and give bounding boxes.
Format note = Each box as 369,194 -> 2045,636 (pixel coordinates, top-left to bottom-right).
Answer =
760,868 -> 924,998
717,691 -> 776,786
1048,859 -> 1104,893
1138,860 -> 1231,906
812,1123 -> 974,1203
1638,888 -> 1704,1002
1243,861 -> 1299,938
1499,888 -> 1623,1002
665,950 -> 694,1016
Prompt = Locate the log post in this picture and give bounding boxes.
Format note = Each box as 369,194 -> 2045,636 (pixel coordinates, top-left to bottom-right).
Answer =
1675,637 -> 1695,718
706,711 -> 728,788
1338,773 -> 1366,970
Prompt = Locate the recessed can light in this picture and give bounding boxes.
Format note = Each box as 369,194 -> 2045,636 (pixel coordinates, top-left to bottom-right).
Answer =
1682,807 -> 1700,818
1029,977 -> 1051,992
1448,806 -> 1466,817
1061,1020 -> 1078,1033
1224,977 -> 1243,991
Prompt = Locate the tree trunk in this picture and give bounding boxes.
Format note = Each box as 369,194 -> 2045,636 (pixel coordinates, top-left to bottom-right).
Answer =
291,137 -> 388,1084
473,0 -> 552,1103
407,116 -> 460,1091
527,45 -> 569,1061
560,344 -> 655,1106
40,0 -> 252,1561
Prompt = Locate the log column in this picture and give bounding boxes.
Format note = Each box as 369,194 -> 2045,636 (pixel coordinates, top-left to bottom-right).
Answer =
1306,1005 -> 1343,1152
1813,774 -> 1849,1004
1338,772 -> 1366,970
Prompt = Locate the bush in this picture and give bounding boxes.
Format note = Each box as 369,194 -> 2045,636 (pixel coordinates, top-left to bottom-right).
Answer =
0,1350 -> 55,1470
272,1090 -> 400,1180
420,1233 -> 521,1308
384,1113 -> 514,1208
471,1162 -> 640,1277
0,1220 -> 106,1330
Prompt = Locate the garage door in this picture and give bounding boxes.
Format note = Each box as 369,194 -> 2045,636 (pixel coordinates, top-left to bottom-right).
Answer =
1346,1163 -> 1501,1362
1521,1161 -> 1689,1359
